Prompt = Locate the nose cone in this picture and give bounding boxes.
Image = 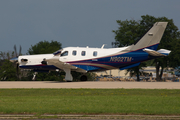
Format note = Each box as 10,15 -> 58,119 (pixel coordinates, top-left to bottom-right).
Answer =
10,57 -> 18,62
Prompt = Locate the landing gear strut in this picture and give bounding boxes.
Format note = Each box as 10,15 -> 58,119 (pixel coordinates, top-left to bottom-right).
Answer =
63,68 -> 73,82
32,72 -> 37,80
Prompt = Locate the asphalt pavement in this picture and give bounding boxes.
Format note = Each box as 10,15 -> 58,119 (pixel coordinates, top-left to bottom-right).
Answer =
0,81 -> 179,89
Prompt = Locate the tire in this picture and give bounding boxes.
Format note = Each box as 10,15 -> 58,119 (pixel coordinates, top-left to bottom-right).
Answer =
80,75 -> 87,81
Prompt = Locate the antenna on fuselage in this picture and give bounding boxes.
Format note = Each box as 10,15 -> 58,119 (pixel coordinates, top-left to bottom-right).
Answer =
101,44 -> 106,49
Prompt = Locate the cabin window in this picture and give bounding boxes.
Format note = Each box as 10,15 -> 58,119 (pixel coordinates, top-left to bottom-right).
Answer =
61,51 -> 68,56
93,51 -> 97,56
72,50 -> 77,56
81,51 -> 86,56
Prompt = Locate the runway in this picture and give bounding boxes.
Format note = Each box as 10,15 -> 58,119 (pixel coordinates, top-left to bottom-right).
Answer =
0,81 -> 180,89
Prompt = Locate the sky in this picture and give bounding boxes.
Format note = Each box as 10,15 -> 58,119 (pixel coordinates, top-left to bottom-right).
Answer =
0,0 -> 180,54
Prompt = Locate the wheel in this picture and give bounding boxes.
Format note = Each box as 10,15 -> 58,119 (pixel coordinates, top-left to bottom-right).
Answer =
80,75 -> 87,81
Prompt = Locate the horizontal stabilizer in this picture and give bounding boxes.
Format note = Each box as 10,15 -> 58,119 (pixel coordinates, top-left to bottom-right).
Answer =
143,48 -> 171,56
120,62 -> 140,70
157,49 -> 171,56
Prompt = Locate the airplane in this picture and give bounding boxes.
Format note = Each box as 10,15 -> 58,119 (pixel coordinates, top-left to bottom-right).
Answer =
10,22 -> 171,81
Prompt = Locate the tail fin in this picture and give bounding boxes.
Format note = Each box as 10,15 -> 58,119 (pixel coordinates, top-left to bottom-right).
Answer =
126,22 -> 168,51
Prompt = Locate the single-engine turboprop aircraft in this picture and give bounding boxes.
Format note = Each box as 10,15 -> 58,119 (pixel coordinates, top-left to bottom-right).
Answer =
11,22 -> 170,81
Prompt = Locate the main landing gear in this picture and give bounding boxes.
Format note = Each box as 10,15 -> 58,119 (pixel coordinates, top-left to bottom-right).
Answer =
63,68 -> 73,82
80,75 -> 88,81
63,69 -> 88,82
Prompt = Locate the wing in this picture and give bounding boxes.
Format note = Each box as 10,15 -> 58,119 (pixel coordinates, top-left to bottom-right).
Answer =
45,56 -> 87,73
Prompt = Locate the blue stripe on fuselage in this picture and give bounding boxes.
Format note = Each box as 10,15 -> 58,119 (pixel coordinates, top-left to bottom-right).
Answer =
73,65 -> 102,71
19,65 -> 59,71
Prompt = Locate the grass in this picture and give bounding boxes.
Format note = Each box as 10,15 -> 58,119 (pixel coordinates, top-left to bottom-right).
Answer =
0,89 -> 179,115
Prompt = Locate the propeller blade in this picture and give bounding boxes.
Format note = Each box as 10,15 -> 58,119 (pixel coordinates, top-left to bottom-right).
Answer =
14,45 -> 17,57
19,45 -> 22,56
16,63 -> 19,80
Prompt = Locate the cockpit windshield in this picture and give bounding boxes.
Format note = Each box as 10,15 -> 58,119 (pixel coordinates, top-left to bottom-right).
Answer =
61,51 -> 68,56
53,49 -> 63,56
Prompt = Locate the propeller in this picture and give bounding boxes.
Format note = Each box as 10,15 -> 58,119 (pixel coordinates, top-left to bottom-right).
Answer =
16,62 -> 19,79
13,45 -> 22,80
10,56 -> 19,79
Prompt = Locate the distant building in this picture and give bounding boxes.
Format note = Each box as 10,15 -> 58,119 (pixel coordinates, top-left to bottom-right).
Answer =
95,66 -> 176,79
96,69 -> 130,78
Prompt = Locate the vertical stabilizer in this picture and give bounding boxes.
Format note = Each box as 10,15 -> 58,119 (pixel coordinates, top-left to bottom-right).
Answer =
130,22 -> 168,51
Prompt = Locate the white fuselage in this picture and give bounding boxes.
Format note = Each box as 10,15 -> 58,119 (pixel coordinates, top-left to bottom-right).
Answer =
59,47 -> 128,62
18,46 -> 128,66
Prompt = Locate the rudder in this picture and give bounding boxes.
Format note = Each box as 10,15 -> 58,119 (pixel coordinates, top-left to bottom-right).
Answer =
130,22 -> 168,51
